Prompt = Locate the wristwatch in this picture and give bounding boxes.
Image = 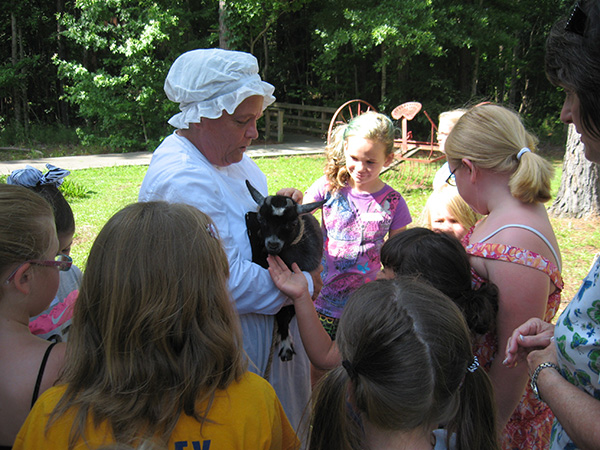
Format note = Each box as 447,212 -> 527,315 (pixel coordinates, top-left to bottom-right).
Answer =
530,362 -> 559,401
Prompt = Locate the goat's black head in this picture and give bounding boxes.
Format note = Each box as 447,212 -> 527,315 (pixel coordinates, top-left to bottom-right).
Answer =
246,180 -> 324,255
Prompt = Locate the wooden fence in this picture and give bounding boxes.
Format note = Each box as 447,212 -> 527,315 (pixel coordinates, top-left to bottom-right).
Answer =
262,102 -> 337,143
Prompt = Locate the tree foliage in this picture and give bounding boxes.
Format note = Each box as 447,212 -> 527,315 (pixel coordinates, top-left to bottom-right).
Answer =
0,0 -> 573,151
54,0 -> 188,150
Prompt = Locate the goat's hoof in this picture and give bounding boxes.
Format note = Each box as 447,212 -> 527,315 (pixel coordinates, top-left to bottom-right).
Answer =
278,341 -> 296,362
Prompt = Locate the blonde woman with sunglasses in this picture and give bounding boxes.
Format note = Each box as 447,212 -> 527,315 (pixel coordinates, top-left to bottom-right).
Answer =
444,104 -> 562,450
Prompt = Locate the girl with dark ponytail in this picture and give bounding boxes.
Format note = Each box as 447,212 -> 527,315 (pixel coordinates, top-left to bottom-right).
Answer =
379,227 -> 498,336
268,262 -> 500,449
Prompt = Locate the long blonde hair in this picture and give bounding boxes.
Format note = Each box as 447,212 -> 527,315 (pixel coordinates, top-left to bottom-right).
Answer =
325,111 -> 395,192
445,104 -> 554,203
50,202 -> 246,448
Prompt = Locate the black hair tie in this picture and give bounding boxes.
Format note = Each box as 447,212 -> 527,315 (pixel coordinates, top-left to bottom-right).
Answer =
342,359 -> 358,380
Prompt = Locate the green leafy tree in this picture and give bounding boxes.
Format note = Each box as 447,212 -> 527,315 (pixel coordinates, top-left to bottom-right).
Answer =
310,0 -> 439,109
55,0 -> 206,151
220,0 -> 311,81
429,0 -> 567,120
0,0 -> 571,151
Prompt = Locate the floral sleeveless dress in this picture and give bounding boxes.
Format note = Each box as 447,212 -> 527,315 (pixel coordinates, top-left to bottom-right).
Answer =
463,226 -> 563,450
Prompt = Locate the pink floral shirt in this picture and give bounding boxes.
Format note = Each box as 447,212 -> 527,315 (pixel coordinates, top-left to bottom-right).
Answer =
306,176 -> 411,319
463,226 -> 563,450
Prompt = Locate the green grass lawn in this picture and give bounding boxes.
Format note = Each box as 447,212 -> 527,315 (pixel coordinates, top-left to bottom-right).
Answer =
64,155 -> 434,266
63,154 -> 598,316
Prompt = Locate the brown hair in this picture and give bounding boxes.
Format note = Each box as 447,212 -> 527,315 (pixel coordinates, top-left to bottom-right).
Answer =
325,112 -> 395,193
50,202 -> 246,448
445,104 -> 554,203
546,0 -> 600,139
309,278 -> 499,450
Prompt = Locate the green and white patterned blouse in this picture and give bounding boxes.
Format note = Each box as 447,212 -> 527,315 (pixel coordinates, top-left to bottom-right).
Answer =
551,253 -> 600,449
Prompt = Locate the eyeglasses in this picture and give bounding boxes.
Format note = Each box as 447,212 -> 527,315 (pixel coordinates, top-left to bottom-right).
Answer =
445,165 -> 458,186
4,254 -> 73,284
565,2 -> 587,36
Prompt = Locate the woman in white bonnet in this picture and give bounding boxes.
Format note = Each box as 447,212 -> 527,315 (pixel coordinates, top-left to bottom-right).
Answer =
139,49 -> 320,439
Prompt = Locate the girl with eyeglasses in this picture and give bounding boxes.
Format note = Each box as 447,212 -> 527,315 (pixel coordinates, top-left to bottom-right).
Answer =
444,104 -> 562,450
7,164 -> 81,342
0,184 -> 71,449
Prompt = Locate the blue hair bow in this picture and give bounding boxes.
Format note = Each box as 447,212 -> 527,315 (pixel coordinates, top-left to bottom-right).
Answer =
7,164 -> 70,188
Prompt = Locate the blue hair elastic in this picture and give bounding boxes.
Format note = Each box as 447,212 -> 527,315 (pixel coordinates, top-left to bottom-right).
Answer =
516,147 -> 531,161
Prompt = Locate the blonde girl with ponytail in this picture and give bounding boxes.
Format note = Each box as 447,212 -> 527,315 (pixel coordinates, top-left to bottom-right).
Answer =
444,103 -> 562,450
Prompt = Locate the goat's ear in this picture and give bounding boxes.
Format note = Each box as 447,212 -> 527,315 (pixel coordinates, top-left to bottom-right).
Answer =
297,199 -> 326,215
246,180 -> 265,205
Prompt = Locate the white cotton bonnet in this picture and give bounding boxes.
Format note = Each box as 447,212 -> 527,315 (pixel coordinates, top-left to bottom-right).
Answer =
164,48 -> 276,129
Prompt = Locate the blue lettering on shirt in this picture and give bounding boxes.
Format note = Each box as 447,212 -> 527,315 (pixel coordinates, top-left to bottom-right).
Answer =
174,441 -> 211,450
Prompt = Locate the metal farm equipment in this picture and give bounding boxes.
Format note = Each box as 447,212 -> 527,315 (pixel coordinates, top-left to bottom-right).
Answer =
327,99 -> 444,189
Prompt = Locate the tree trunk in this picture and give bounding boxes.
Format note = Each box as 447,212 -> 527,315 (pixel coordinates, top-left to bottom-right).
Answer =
380,44 -> 386,103
509,42 -> 518,107
19,26 -> 29,134
219,0 -> 229,50
354,63 -> 358,98
471,47 -> 479,97
458,46 -> 472,96
57,0 -> 69,126
519,77 -> 529,115
549,124 -> 600,218
11,13 -> 21,126
262,33 -> 269,79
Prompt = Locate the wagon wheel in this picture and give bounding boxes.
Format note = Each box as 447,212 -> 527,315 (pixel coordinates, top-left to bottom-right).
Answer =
327,99 -> 377,144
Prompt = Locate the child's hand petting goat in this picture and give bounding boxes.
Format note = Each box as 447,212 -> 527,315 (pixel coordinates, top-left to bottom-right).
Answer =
267,254 -> 341,371
267,255 -> 311,303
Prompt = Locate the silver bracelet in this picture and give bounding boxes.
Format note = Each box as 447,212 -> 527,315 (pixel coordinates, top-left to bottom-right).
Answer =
530,362 -> 559,401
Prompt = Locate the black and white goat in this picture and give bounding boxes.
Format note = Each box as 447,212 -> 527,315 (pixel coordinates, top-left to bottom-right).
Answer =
245,180 -> 325,361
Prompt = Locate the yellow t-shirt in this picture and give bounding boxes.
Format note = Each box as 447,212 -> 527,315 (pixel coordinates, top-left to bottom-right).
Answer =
14,372 -> 300,450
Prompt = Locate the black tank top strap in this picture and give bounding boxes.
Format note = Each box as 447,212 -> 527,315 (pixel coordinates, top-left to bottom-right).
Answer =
31,341 -> 58,408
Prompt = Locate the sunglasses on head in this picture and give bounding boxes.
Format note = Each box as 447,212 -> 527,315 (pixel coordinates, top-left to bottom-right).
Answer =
565,2 -> 587,36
